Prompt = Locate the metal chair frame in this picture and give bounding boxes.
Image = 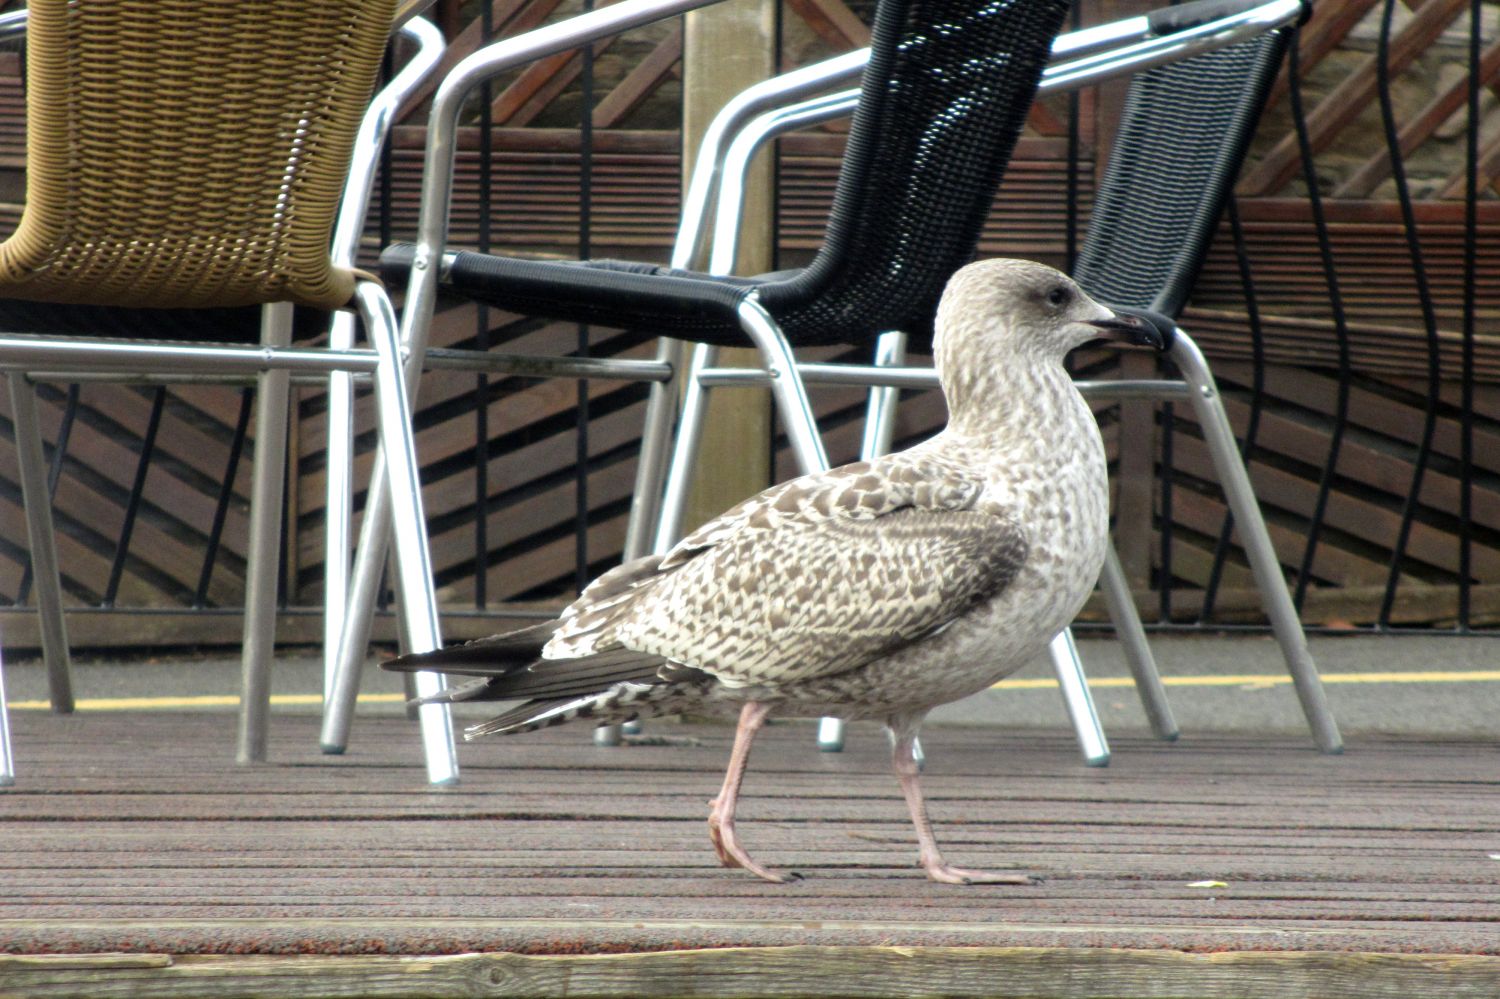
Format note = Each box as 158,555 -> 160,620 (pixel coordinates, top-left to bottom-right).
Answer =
318,0 -> 745,769
0,638 -> 11,787
318,0 -> 1329,768
663,0 -> 1341,758
0,11 -> 461,785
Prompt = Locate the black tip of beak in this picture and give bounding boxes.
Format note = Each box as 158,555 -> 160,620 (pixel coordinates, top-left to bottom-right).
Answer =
1087,306 -> 1173,351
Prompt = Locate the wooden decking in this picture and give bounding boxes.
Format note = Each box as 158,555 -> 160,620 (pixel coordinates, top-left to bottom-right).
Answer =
3,709 -> 1500,997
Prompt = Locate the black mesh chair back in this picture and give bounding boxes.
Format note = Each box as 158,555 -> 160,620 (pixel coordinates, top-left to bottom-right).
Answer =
1071,26 -> 1292,317
754,0 -> 1070,347
405,0 -> 1070,351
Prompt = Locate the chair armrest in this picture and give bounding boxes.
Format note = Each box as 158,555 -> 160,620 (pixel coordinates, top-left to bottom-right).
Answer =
1146,0 -> 1309,37
334,16 -> 447,272
0,8 -> 24,43
398,0 -> 735,353
1045,0 -> 1303,90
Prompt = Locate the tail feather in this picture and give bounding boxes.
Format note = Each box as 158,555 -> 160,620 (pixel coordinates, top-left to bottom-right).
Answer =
383,619 -> 558,676
413,676 -> 504,704
463,694 -> 604,739
409,648 -> 674,705
462,678 -> 708,739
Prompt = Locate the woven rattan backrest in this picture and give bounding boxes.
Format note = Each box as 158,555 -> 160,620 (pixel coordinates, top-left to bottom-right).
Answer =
1071,27 -> 1292,318
0,0 -> 395,311
758,0 -> 1069,350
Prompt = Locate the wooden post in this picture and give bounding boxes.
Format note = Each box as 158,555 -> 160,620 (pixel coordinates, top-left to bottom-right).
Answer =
678,0 -> 777,531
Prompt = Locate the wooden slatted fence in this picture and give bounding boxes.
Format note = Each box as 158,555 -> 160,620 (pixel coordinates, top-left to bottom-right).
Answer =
1,0 -> 1497,646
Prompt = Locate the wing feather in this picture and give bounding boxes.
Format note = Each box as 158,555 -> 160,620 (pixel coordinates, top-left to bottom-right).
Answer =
614,505 -> 1026,687
545,453 -> 991,661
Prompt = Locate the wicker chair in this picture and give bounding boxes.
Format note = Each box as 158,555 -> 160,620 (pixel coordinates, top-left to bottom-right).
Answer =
0,0 -> 459,782
676,0 -> 1342,755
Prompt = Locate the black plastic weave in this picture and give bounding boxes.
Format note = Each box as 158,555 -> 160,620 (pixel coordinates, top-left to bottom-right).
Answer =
1071,27 -> 1292,318
390,0 -> 1069,350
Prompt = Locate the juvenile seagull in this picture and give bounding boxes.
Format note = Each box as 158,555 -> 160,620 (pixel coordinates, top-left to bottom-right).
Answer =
385,258 -> 1163,885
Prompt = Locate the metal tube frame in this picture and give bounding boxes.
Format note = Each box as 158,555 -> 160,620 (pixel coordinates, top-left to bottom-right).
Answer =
321,0 -> 734,758
236,302 -> 296,765
6,372 -> 73,713
1169,332 -> 1342,753
324,16 -> 446,703
662,0 -> 1313,762
0,640 -> 12,786
357,282 -> 459,782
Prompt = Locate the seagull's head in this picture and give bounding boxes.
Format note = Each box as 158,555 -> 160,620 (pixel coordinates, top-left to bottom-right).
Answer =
934,259 -> 1165,378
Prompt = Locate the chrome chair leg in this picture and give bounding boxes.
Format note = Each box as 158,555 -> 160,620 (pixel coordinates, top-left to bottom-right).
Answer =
860,331 -> 907,459
653,341 -> 720,555
0,641 -> 14,786
733,296 -> 828,473
320,458 -> 389,755
6,372 -> 73,714
237,302 -> 295,766
1098,542 -> 1178,741
358,283 -> 459,785
1169,331 -> 1342,754
323,312 -> 358,703
596,338 -> 686,748
1050,628 -> 1109,767
623,337 -> 687,562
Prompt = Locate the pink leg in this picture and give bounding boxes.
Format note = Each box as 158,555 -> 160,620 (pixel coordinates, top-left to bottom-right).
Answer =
707,701 -> 799,883
891,727 -> 1032,886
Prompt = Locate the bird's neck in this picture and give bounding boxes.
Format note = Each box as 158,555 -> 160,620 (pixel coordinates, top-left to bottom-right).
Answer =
942,356 -> 1083,445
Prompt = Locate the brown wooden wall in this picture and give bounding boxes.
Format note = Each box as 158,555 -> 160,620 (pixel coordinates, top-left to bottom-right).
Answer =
1,0 -> 1498,649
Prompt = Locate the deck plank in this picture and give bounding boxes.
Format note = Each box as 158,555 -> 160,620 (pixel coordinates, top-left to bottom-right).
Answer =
2,711 -> 1498,961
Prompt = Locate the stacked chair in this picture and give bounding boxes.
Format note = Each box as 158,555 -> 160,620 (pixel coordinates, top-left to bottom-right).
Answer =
321,0 -> 1341,774
319,0 -> 1074,764
664,0 -> 1341,758
0,0 -> 458,782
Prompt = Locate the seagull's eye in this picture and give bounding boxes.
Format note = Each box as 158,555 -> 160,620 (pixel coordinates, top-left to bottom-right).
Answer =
1047,286 -> 1070,308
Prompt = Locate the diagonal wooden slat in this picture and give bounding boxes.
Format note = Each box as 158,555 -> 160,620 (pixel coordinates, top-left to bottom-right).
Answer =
784,0 -> 870,49
592,23 -> 683,128
1258,0 -> 1382,116
1238,0 -> 1471,196
1335,34 -> 1500,198
399,0 -> 568,117
493,36 -> 620,126
1435,126 -> 1500,199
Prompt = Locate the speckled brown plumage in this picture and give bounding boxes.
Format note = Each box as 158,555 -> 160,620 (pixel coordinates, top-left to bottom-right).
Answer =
385,257 -> 1164,884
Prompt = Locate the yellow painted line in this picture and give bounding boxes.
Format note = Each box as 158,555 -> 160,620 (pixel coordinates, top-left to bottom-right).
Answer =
993,670 -> 1500,691
8,671 -> 1500,711
7,692 -> 409,711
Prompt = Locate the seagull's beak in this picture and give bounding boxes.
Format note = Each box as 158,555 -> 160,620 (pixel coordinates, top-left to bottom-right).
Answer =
1085,309 -> 1167,351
